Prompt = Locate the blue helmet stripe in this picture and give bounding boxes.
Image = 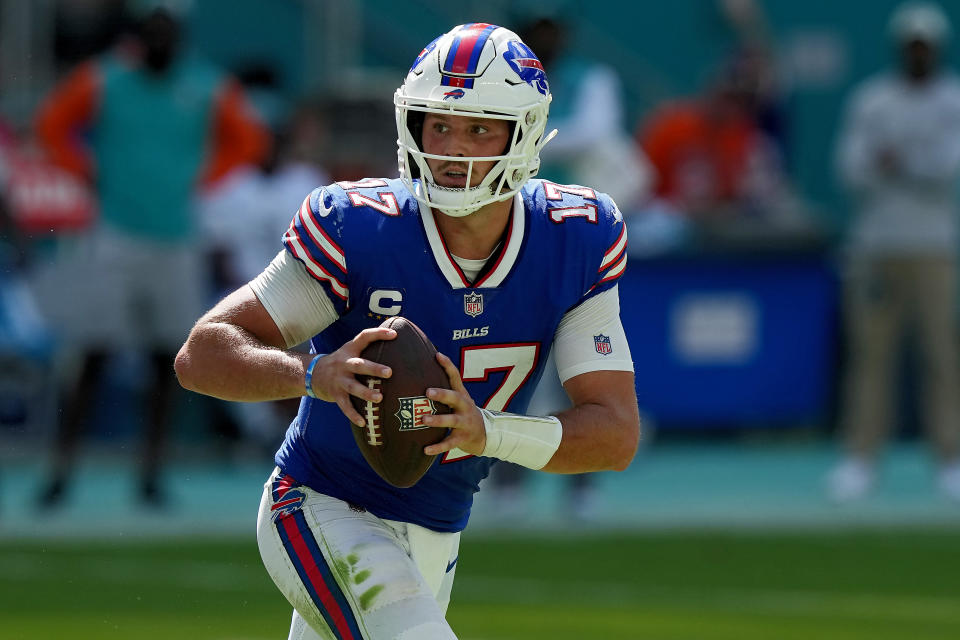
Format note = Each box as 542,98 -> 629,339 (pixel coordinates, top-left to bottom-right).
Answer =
465,24 -> 497,74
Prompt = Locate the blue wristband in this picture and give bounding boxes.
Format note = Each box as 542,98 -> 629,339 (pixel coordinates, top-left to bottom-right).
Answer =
304,353 -> 325,399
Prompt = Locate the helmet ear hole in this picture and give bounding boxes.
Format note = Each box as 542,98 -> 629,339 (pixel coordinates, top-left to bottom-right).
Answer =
407,111 -> 425,148
406,151 -> 421,179
498,121 -> 517,156
405,110 -> 425,179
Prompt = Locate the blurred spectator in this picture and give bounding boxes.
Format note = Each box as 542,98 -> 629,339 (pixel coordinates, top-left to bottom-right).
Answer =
636,60 -> 789,225
1,115 -> 90,442
198,100 -> 330,450
1,119 -> 54,433
0,119 -> 25,267
33,6 -> 269,508
717,0 -> 791,161
201,99 -> 329,289
829,1 -> 960,502
522,16 -> 652,210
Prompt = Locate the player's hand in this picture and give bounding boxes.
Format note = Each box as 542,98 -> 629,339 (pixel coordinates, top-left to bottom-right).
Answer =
308,327 -> 396,427
422,352 -> 486,456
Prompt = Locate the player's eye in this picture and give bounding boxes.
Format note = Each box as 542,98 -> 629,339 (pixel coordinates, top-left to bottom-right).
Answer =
472,125 -> 489,135
433,122 -> 450,133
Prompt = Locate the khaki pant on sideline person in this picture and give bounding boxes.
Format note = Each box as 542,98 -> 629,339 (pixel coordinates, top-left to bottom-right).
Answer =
839,254 -> 960,462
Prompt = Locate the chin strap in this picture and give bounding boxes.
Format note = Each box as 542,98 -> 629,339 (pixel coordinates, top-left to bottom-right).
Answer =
538,128 -> 559,151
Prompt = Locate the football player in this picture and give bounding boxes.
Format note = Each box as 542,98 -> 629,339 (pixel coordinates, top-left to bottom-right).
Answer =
175,23 -> 640,640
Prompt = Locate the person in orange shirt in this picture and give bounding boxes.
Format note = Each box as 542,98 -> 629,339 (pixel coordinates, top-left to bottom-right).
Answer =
637,58 -> 774,223
34,6 -> 269,508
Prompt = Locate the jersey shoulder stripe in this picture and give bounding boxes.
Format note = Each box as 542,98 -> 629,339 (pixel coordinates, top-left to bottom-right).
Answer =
283,226 -> 349,301
597,252 -> 628,285
282,188 -> 350,303
596,223 -> 628,285
297,193 -> 346,272
599,223 -> 627,272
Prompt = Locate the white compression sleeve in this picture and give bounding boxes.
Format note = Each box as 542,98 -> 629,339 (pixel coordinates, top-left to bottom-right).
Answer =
248,250 -> 340,348
480,409 -> 562,470
554,285 -> 634,383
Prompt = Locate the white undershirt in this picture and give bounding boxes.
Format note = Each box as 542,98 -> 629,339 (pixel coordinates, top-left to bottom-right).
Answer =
451,250 -> 495,283
249,250 -> 633,382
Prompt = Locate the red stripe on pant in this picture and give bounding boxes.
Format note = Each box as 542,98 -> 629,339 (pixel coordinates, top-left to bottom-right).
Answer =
280,516 -> 357,640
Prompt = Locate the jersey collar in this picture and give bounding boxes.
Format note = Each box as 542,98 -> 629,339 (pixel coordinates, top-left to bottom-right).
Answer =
419,191 -> 526,289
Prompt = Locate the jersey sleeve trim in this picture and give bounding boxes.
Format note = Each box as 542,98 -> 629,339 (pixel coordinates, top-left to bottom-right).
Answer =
590,223 -> 628,291
283,229 -> 349,301
597,253 -> 628,285
599,224 -> 627,272
296,194 -> 347,272
282,191 -> 349,302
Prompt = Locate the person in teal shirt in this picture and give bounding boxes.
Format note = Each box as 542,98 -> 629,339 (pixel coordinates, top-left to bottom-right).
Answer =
34,6 -> 269,507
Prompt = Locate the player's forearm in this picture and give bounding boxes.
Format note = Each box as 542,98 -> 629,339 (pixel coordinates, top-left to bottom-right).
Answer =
540,401 -> 640,474
175,322 -> 310,402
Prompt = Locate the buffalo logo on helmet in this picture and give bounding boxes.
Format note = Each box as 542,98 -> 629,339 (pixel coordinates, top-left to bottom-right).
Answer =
502,40 -> 549,95
410,35 -> 441,73
443,88 -> 466,100
395,396 -> 438,431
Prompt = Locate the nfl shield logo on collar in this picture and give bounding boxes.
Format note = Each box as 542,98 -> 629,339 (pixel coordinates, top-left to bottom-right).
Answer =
464,292 -> 483,317
594,334 -> 612,355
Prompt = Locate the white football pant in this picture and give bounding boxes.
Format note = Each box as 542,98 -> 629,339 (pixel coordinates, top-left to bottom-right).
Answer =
257,467 -> 460,640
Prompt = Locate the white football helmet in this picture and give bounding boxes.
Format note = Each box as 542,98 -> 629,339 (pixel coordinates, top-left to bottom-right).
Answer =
395,23 -> 556,217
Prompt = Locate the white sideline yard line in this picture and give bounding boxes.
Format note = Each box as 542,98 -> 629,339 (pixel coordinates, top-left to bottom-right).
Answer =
456,576 -> 960,622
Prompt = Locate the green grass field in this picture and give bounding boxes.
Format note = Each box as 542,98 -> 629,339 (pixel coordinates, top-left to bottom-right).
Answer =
2,528 -> 959,640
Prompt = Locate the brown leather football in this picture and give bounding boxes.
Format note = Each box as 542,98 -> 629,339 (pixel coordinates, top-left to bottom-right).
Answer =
349,316 -> 452,488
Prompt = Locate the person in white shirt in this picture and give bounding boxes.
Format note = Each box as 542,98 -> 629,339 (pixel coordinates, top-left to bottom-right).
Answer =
830,1 -> 960,502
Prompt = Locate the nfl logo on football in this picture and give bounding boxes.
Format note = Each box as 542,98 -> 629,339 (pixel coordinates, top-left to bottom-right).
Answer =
464,292 -> 483,317
395,396 -> 435,431
594,334 -> 612,355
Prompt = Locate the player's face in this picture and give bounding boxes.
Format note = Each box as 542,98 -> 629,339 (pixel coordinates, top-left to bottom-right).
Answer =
421,113 -> 511,188
901,39 -> 938,79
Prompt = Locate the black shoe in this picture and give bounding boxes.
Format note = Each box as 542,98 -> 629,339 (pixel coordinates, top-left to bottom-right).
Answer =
139,478 -> 169,509
37,478 -> 67,509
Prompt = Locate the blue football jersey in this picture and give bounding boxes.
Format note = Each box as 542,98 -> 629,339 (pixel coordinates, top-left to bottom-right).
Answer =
274,177 -> 627,532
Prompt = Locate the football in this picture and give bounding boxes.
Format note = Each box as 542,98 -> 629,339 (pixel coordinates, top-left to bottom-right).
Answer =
349,316 -> 452,488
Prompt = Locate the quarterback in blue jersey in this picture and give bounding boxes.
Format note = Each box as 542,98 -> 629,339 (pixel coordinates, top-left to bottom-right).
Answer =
176,23 -> 639,640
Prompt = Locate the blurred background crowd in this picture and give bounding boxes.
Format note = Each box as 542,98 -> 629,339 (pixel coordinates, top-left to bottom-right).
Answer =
2,0 -> 960,530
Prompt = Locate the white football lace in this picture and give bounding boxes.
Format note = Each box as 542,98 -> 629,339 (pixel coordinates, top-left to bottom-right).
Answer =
364,378 -> 381,446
